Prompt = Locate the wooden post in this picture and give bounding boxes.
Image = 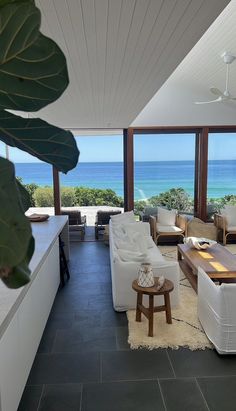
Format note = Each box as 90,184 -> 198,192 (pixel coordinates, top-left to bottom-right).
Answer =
195,128 -> 208,221
52,166 -> 61,215
123,128 -> 134,211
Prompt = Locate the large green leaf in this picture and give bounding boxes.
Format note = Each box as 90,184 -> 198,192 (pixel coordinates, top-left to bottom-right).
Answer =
0,111 -> 79,172
0,156 -> 32,268
0,2 -> 69,111
0,0 -> 34,8
1,235 -> 34,288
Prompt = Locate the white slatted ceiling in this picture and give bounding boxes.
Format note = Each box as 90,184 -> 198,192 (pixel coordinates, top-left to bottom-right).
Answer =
133,0 -> 236,127
35,0 -> 229,129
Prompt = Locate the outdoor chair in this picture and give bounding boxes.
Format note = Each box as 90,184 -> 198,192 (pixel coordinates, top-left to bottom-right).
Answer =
95,210 -> 121,239
214,205 -> 236,245
61,209 -> 86,240
149,207 -> 187,244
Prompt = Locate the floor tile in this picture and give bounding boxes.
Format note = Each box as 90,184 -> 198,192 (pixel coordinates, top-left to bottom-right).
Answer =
28,352 -> 100,384
102,350 -> 174,381
52,326 -> 117,352
17,385 -> 43,411
198,376 -> 236,411
38,384 -> 82,411
168,348 -> 236,377
160,378 -> 208,411
116,327 -> 131,350
81,380 -> 165,411
101,310 -> 128,327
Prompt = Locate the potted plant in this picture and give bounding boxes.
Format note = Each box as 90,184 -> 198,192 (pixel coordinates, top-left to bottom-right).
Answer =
0,0 -> 79,288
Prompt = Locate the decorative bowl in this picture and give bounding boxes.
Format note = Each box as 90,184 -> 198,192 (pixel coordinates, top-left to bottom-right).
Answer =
184,236 -> 217,250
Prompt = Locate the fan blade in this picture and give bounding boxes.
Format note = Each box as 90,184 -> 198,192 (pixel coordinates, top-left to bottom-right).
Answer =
195,97 -> 222,104
210,87 -> 223,96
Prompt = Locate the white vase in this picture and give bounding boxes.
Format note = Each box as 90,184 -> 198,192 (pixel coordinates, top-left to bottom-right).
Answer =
138,263 -> 154,287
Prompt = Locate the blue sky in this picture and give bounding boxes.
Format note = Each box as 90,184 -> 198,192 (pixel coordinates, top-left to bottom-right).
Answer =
1,133 -> 236,163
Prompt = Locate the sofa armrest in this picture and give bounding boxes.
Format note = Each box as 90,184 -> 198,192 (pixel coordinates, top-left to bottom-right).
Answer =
214,213 -> 226,230
176,214 -> 187,233
149,215 -> 157,243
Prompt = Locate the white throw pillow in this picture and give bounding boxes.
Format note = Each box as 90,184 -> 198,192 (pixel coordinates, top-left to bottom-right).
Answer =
123,222 -> 150,237
222,205 -> 236,226
115,237 -> 139,252
157,207 -> 176,226
110,210 -> 136,224
131,232 -> 148,254
117,249 -> 148,262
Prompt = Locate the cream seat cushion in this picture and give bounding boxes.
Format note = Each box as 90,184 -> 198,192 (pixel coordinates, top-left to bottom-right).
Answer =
222,205 -> 236,227
157,225 -> 183,233
226,226 -> 236,232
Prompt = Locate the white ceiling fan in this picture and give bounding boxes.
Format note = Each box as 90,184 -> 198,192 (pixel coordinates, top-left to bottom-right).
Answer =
195,52 -> 236,104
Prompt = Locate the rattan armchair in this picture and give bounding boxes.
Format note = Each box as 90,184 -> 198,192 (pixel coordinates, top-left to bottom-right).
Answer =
149,213 -> 187,245
214,212 -> 236,245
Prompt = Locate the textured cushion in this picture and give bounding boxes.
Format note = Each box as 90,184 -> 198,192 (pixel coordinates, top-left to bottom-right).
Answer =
123,222 -> 150,237
227,226 -> 236,232
117,249 -> 148,262
157,225 -> 183,233
222,205 -> 236,226
110,210 -> 136,224
157,207 -> 176,225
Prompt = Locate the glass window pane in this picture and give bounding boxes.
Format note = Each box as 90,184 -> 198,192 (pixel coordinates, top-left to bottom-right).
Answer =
134,134 -> 195,214
207,133 -> 236,219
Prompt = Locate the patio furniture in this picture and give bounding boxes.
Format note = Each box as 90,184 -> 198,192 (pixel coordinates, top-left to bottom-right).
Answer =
138,206 -> 158,222
214,205 -> 236,245
149,207 -> 186,244
187,217 -> 217,240
198,267 -> 236,354
132,277 -> 174,337
95,210 -> 121,239
61,209 -> 86,240
177,243 -> 236,293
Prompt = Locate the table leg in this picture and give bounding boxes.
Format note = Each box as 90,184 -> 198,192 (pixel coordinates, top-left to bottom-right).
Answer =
164,292 -> 172,324
148,295 -> 154,337
177,248 -> 182,261
136,293 -> 142,322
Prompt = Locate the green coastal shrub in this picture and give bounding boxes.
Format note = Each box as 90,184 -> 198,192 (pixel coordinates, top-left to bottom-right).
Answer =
75,186 -> 124,207
149,188 -> 193,212
61,187 -> 76,206
34,187 -> 54,207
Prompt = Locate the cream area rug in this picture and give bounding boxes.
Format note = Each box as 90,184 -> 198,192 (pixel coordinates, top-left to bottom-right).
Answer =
127,244 -> 236,350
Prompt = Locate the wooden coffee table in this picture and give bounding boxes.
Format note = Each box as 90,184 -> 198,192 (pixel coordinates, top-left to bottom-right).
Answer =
178,243 -> 236,292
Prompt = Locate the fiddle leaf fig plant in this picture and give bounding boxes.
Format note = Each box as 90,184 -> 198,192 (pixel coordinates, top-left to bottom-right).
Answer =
0,0 -> 79,288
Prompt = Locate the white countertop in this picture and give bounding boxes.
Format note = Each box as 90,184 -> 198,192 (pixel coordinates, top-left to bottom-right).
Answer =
0,216 -> 68,338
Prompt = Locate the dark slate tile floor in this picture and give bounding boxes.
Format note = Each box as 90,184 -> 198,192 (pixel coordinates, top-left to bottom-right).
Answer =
18,241 -> 236,411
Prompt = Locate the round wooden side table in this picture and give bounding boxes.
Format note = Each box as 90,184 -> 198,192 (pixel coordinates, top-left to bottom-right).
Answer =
132,277 -> 174,337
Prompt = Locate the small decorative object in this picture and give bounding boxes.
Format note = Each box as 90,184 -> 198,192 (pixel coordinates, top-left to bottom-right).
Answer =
184,236 -> 217,250
156,275 -> 165,291
28,213 -> 50,222
138,263 -> 155,287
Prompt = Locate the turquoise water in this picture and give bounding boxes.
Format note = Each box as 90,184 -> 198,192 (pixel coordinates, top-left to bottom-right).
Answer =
15,160 -> 236,200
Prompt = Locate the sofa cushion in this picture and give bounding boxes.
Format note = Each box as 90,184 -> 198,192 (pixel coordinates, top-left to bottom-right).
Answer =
123,222 -> 150,237
110,210 -> 136,224
222,205 -> 236,226
157,224 -> 183,233
117,249 -> 148,262
157,207 -> 176,225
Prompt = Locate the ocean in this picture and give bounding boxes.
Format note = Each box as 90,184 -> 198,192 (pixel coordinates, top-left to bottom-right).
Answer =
15,160 -> 236,201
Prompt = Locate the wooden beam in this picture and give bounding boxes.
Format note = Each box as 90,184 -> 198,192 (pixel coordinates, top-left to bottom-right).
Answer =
52,166 -> 61,215
123,128 -> 134,211
194,133 -> 200,217
195,128 -> 208,221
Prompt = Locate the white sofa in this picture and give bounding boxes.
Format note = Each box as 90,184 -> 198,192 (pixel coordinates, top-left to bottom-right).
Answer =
109,220 -> 180,311
198,267 -> 236,354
